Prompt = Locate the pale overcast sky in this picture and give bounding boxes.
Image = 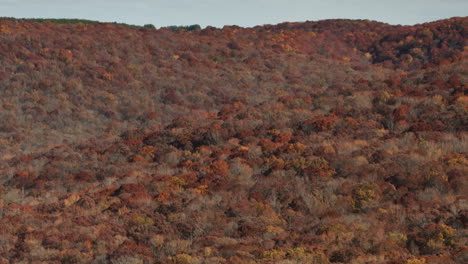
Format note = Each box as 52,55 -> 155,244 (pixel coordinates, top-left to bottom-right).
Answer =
0,0 -> 466,27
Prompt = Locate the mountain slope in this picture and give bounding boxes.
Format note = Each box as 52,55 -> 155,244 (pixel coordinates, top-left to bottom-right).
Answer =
0,17 -> 466,263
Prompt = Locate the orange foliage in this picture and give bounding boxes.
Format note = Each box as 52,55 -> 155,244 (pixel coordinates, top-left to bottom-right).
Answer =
0,17 -> 465,263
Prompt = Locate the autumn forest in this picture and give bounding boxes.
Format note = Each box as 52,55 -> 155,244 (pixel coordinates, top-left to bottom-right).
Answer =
0,17 -> 466,263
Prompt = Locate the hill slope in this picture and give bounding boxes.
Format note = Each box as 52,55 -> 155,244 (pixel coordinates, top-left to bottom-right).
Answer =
0,17 -> 466,263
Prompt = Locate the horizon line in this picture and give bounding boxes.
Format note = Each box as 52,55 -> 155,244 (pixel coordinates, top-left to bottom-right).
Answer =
1,15 -> 466,29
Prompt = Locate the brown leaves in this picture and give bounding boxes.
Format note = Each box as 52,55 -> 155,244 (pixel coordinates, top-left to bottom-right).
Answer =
301,115 -> 337,132
393,105 -> 409,121
0,17 -> 466,263
208,160 -> 229,176
12,171 -> 37,188
58,49 -> 73,62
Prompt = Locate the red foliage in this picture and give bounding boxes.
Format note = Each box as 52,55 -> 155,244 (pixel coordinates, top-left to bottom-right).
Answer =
302,115 -> 337,132
13,171 -> 37,188
393,105 -> 409,121
209,160 -> 229,176
74,171 -> 95,182
0,17 -> 465,263
116,183 -> 148,194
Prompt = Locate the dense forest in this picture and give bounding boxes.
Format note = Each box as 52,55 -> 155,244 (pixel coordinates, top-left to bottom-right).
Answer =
0,17 -> 466,263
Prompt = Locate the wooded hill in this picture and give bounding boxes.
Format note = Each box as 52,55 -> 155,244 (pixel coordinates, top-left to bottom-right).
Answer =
0,17 -> 466,263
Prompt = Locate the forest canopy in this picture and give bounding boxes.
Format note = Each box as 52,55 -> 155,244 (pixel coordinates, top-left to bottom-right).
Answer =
0,17 -> 466,264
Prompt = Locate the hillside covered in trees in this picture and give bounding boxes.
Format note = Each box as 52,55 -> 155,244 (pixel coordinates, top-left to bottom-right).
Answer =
0,17 -> 466,263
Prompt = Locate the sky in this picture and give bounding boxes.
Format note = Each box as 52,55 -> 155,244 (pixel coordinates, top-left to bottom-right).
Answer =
0,0 -> 466,28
